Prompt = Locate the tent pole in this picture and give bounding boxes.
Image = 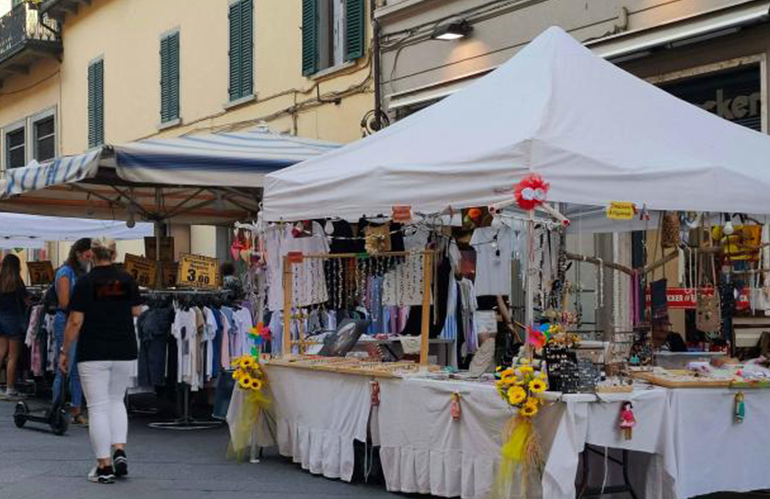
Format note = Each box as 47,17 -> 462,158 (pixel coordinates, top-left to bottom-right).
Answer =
419,251 -> 433,367
282,256 -> 292,357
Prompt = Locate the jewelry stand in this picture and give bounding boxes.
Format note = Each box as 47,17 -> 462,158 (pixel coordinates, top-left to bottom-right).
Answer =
148,383 -> 222,431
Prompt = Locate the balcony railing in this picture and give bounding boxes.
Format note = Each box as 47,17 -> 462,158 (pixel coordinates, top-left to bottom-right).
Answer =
0,1 -> 60,65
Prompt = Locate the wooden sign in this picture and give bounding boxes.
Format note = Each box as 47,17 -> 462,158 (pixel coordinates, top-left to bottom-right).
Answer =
144,237 -> 175,262
287,251 -> 304,264
162,264 -> 179,289
606,202 -> 636,220
27,261 -> 55,285
124,254 -> 157,288
177,253 -> 219,289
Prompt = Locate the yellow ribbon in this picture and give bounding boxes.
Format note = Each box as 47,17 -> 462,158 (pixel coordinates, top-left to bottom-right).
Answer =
227,386 -> 271,461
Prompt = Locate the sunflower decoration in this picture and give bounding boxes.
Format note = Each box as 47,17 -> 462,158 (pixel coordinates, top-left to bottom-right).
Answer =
495,359 -> 548,419
232,354 -> 267,395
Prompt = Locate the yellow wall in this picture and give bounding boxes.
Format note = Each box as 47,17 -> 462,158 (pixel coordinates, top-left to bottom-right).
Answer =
0,0 -> 373,255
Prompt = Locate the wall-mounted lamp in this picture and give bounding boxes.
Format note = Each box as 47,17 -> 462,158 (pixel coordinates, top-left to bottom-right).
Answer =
432,20 -> 473,41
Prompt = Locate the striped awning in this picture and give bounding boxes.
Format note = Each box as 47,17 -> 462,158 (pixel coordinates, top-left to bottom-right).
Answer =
0,127 -> 338,224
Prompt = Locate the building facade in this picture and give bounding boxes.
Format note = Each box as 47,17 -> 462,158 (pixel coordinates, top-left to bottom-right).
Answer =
0,0 -> 376,259
374,0 -> 770,335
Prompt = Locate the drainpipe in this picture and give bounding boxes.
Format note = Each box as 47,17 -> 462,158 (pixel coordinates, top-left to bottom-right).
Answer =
371,0 -> 383,131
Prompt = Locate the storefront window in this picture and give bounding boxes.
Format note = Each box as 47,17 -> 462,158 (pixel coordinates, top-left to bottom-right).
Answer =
660,64 -> 761,132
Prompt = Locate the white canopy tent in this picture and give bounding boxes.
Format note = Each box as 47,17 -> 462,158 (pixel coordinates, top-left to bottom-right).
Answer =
0,127 -> 338,225
264,27 -> 770,222
0,213 -> 153,243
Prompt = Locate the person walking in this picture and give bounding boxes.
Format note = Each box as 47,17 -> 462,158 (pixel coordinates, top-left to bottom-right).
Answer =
59,240 -> 142,484
52,238 -> 91,425
0,254 -> 30,400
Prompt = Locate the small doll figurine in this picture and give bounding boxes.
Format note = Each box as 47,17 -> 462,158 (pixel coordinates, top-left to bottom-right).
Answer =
450,392 -> 462,421
619,401 -> 636,440
734,392 -> 745,424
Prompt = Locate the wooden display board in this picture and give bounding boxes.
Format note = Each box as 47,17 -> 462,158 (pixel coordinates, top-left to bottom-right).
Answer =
124,254 -> 157,288
177,253 -> 220,289
282,251 -> 434,366
27,261 -> 55,285
144,237 -> 175,262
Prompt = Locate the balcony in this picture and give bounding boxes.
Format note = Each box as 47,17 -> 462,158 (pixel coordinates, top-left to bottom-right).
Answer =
39,0 -> 92,20
0,1 -> 61,85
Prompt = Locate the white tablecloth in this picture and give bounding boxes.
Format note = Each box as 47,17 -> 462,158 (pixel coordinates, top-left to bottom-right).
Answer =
230,366 -> 770,498
376,378 -> 511,499
265,365 -> 373,481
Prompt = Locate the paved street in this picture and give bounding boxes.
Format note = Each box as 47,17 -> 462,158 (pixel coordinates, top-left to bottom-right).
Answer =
0,398 -> 396,499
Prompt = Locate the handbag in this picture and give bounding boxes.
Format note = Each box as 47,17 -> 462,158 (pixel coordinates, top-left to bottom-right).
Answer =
661,212 -> 680,249
696,239 -> 721,335
364,224 -> 392,254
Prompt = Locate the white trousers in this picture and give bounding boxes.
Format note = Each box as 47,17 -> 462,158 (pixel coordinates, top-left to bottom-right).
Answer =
78,360 -> 133,459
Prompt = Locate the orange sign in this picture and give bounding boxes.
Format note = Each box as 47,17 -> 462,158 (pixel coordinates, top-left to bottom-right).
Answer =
392,205 -> 413,224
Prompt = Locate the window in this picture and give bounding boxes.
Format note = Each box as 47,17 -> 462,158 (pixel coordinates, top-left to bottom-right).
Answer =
302,0 -> 365,76
228,0 -> 253,102
88,58 -> 104,148
5,126 -> 25,169
33,114 -> 55,162
160,31 -> 180,124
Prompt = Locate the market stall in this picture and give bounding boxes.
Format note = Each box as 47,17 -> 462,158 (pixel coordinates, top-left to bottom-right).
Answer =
219,26 -> 770,499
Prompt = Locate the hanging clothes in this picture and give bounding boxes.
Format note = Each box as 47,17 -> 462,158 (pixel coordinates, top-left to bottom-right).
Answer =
471,225 -> 513,298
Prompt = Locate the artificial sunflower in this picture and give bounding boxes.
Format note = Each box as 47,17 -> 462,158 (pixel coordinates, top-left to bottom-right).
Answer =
519,365 -> 534,375
250,378 -> 264,391
232,370 -> 243,381
501,372 -> 516,384
508,386 -> 527,405
521,403 -> 539,418
529,379 -> 547,394
238,375 -> 253,390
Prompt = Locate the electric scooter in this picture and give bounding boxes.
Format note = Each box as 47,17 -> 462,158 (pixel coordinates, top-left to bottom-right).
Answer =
13,374 -> 70,436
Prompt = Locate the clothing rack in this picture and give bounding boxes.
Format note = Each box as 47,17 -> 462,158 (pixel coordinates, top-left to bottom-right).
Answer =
143,287 -> 233,431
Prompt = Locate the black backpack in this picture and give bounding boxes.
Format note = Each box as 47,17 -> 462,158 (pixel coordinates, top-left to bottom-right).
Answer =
43,283 -> 59,315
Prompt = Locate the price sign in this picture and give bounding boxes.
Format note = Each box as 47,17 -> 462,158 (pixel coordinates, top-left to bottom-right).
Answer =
144,237 -> 175,262
177,254 -> 220,289
27,261 -> 54,285
606,202 -> 636,220
392,205 -> 412,224
124,254 -> 157,288
162,264 -> 179,289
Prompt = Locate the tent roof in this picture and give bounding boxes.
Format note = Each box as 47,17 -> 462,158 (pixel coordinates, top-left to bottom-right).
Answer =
0,127 -> 338,224
264,26 -> 770,222
0,213 -> 153,242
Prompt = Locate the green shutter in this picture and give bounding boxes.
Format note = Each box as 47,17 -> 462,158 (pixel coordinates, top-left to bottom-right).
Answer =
345,0 -> 365,62
229,1 -> 243,101
88,59 -> 104,148
301,0 -> 318,76
161,32 -> 180,123
240,0 -> 253,97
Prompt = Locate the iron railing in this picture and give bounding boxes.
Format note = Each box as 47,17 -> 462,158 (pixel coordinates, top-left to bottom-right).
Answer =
0,1 -> 60,64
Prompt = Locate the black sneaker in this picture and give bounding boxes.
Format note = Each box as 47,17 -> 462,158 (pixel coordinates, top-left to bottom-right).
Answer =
88,466 -> 115,484
113,450 -> 128,478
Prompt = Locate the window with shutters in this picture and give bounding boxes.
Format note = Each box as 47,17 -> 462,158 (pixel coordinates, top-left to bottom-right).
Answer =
33,113 -> 55,162
160,30 -> 180,124
228,0 -> 253,102
302,0 -> 365,77
88,58 -> 104,148
4,124 -> 25,169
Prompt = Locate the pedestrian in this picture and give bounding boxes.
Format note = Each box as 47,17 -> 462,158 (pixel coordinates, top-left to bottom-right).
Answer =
59,239 -> 142,484
221,261 -> 244,299
52,237 -> 92,425
0,254 -> 30,400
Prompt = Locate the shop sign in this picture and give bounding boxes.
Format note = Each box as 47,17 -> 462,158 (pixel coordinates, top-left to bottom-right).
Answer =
178,253 -> 220,289
606,202 -> 636,220
144,237 -> 175,262
124,254 -> 157,288
660,64 -> 761,131
392,205 -> 412,223
27,261 -> 54,285
645,287 -> 749,310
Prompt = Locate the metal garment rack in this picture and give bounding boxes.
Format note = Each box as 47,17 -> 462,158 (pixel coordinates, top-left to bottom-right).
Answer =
144,287 -> 232,431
